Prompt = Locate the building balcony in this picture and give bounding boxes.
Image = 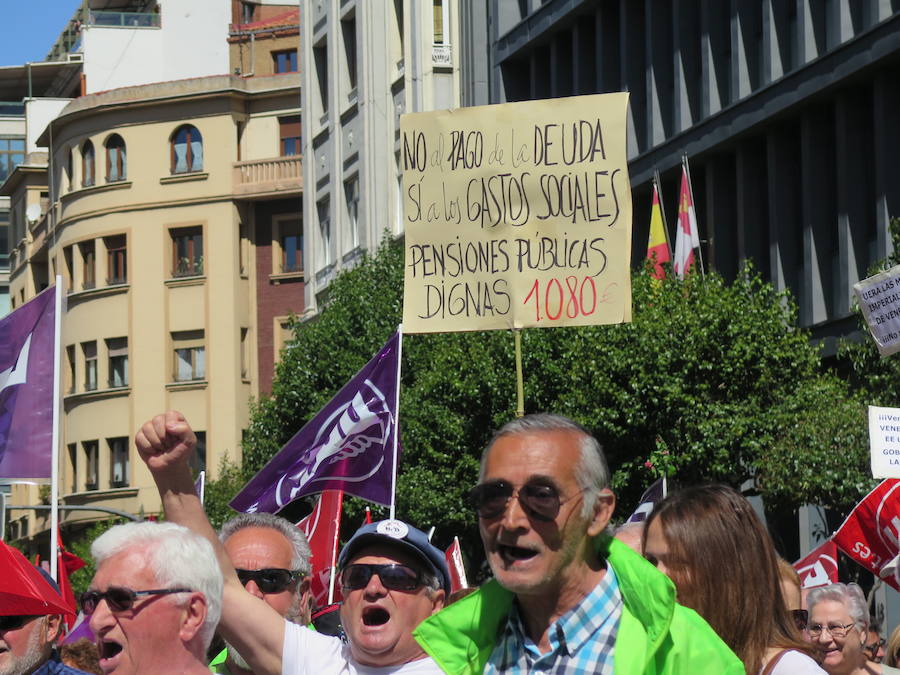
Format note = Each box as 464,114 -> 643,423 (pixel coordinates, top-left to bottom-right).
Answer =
232,155 -> 301,200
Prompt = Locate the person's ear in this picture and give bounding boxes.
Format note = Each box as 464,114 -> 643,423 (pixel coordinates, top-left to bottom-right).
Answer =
179,592 -> 208,642
44,615 -> 64,644
587,489 -> 616,537
429,589 -> 446,613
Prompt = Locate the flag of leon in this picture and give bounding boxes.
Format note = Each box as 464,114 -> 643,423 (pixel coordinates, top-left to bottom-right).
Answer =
646,180 -> 670,280
0,287 -> 57,479
673,159 -> 701,280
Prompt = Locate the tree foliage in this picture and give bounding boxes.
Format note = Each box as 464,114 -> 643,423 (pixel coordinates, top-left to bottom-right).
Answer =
240,235 -> 872,566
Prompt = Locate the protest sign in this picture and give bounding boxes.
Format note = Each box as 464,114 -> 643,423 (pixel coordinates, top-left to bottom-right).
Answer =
400,93 -> 632,333
869,406 -> 900,478
853,265 -> 900,356
793,540 -> 839,589
833,479 -> 900,591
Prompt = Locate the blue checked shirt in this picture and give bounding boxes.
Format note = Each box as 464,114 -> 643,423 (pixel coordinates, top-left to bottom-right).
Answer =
485,564 -> 622,674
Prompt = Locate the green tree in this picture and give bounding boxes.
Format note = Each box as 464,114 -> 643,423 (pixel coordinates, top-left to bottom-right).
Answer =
242,236 -> 871,566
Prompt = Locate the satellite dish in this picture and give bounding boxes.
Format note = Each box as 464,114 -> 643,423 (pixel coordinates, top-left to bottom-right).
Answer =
25,204 -> 42,225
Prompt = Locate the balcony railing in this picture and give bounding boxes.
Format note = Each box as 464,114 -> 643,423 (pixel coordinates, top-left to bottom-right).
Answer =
88,10 -> 161,28
233,156 -> 302,198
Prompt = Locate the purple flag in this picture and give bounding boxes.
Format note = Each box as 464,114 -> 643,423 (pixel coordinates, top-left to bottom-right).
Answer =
626,477 -> 665,523
231,332 -> 401,512
0,287 -> 56,479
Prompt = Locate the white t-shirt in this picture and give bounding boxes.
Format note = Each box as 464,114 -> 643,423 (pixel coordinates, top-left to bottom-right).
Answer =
282,621 -> 443,675
763,650 -> 826,674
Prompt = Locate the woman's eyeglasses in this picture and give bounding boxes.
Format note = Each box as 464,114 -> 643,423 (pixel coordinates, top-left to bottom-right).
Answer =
340,563 -> 424,592
806,622 -> 856,638
79,586 -> 192,615
468,480 -> 582,522
235,568 -> 302,594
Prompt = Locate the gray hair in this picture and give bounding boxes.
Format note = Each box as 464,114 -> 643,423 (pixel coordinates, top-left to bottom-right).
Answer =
807,582 -> 869,631
91,522 -> 223,650
219,512 -> 312,577
481,413 -> 610,518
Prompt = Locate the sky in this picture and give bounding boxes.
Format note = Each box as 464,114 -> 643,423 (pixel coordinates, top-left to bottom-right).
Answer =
0,1 -> 85,67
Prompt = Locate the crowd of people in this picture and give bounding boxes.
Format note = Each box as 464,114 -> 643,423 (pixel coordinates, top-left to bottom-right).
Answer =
2,411 -> 899,674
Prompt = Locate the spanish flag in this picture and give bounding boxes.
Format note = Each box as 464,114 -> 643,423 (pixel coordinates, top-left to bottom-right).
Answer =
646,179 -> 670,280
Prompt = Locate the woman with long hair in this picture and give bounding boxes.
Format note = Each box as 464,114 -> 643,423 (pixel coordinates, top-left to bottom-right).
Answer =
642,484 -> 823,674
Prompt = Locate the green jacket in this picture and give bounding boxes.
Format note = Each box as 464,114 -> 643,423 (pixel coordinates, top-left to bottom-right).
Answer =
413,537 -> 743,674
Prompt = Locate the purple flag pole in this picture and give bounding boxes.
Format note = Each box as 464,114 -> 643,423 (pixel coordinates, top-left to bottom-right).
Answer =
389,324 -> 403,520
50,276 -> 63,583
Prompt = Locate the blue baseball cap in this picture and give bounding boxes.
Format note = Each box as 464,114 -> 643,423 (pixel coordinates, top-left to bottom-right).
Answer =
338,519 -> 451,593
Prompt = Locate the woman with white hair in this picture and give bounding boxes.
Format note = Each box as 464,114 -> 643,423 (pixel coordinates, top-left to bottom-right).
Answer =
806,583 -> 900,674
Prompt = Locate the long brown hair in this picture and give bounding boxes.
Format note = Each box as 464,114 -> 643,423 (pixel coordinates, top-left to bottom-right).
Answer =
643,484 -> 815,673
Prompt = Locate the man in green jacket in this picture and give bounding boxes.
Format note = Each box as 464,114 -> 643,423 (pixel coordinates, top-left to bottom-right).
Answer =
413,413 -> 742,674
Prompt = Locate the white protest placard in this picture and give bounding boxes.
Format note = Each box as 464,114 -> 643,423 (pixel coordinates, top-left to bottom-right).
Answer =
853,265 -> 900,357
869,405 -> 900,478
400,93 -> 633,334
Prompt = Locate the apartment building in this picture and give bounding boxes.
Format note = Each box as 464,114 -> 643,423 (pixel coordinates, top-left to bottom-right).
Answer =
1,0 -> 301,553
300,0 -> 461,309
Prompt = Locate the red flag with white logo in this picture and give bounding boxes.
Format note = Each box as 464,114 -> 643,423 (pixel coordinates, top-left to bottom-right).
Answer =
793,540 -> 839,589
444,536 -> 468,594
833,479 -> 900,591
297,490 -> 344,607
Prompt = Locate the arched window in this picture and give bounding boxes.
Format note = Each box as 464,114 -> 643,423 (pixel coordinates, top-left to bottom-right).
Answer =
82,140 -> 95,187
170,125 -> 203,174
65,148 -> 73,191
105,134 -> 126,182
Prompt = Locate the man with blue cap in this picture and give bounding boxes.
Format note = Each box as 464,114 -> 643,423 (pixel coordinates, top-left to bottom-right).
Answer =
135,410 -> 449,674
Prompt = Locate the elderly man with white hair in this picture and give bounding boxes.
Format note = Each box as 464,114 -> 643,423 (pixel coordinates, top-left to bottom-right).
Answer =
82,521 -> 223,674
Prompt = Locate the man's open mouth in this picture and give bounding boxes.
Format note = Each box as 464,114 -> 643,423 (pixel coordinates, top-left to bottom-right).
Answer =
499,544 -> 538,564
99,639 -> 124,660
362,607 -> 391,626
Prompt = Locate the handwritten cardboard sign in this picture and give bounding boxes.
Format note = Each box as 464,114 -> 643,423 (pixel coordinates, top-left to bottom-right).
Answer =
853,265 -> 900,357
869,406 -> 900,479
400,93 -> 633,333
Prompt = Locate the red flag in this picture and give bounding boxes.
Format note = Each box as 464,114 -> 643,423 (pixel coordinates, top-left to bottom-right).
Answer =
444,537 -> 468,594
364,506 -> 372,525
297,490 -> 343,607
793,540 -> 839,589
57,529 -> 86,631
833,479 -> 900,591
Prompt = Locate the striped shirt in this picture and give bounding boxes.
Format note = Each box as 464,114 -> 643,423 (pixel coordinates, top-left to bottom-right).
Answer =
485,564 -> 622,674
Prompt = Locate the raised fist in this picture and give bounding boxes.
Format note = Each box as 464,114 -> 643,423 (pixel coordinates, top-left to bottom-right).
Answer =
135,410 -> 197,475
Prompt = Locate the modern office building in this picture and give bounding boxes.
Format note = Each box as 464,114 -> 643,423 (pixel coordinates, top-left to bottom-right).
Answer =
0,0 -> 301,552
464,0 -> 900,353
299,0 -> 461,310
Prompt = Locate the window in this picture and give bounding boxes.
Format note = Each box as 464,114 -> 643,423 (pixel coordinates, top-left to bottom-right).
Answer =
105,234 -> 127,284
66,345 -> 75,394
84,441 -> 99,490
276,218 -> 302,273
65,148 -> 73,190
318,199 -> 331,266
67,443 -> 78,493
279,116 -> 301,156
82,140 -> 95,187
433,0 -> 449,44
190,431 -> 207,475
105,134 -> 126,182
313,42 -> 329,113
109,437 -> 129,487
273,49 -> 298,74
345,177 -> 360,249
0,137 -> 25,183
240,327 -> 250,380
107,337 -> 128,388
240,1 -> 256,23
82,341 -> 98,391
172,330 -> 205,382
170,125 -> 203,174
80,240 -> 96,289
171,226 -> 203,277
341,15 -> 357,89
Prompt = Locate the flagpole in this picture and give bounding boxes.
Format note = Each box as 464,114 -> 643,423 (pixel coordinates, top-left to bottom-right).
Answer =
50,276 -> 63,582
514,330 -> 524,418
389,325 -> 403,521
653,169 -> 673,261
326,490 -> 343,605
682,154 -> 706,277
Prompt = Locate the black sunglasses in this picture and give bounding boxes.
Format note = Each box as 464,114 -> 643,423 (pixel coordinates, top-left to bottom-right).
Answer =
791,609 -> 808,632
79,586 -> 193,615
340,563 -> 424,592
0,615 -> 39,631
468,480 -> 580,521
235,568 -> 302,594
